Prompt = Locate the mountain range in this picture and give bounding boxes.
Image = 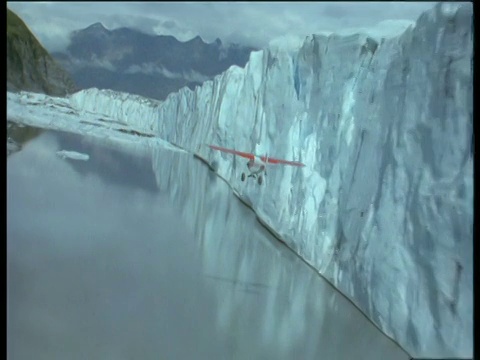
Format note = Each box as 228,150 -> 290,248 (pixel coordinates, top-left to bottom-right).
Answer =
52,23 -> 257,100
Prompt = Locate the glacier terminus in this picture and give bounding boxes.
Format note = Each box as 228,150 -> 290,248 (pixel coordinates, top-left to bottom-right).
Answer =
7,3 -> 473,358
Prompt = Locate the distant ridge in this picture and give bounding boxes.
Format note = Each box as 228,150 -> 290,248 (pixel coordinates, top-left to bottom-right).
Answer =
52,23 -> 257,100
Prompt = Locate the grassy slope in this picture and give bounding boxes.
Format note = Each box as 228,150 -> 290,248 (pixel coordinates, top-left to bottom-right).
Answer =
7,8 -> 47,73
7,8 -> 75,95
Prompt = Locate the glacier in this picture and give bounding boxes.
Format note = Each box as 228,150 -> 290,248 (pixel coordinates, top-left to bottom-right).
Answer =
6,2 -> 473,358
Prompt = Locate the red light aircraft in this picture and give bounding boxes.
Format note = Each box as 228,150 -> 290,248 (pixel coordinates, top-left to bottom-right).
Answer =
208,144 -> 305,185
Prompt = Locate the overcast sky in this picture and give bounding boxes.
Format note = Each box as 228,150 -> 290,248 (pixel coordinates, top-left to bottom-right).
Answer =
8,2 -> 438,52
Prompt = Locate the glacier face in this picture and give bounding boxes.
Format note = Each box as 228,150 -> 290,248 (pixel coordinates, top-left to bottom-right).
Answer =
7,2 -> 473,358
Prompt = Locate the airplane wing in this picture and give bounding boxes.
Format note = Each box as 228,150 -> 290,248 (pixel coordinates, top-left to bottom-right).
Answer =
208,144 -> 305,167
260,156 -> 305,167
208,145 -> 254,160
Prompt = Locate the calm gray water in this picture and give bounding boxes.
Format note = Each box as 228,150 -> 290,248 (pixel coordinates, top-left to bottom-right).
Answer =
7,128 -> 410,360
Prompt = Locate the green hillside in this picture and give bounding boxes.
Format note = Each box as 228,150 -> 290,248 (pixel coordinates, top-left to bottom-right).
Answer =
7,8 -> 76,96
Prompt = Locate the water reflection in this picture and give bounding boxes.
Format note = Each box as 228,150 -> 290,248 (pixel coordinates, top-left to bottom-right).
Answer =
151,147 -> 410,360
55,131 -> 159,193
7,128 -> 409,360
7,121 -> 43,156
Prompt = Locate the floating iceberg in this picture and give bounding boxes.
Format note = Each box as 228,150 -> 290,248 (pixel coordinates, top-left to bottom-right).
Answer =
56,150 -> 90,161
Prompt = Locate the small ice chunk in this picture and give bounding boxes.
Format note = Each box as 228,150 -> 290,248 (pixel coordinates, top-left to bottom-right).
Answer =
56,150 -> 90,161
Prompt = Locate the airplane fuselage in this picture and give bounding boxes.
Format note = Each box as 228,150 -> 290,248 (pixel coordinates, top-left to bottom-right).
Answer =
247,156 -> 266,176
207,144 -> 304,186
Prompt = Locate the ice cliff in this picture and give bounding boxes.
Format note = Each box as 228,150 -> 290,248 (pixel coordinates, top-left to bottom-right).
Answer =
8,2 -> 473,358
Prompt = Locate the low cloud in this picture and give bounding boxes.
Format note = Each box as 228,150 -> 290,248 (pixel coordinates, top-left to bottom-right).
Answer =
8,2 -> 439,53
125,63 -> 210,83
268,34 -> 306,53
325,19 -> 417,41
71,56 -> 116,72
